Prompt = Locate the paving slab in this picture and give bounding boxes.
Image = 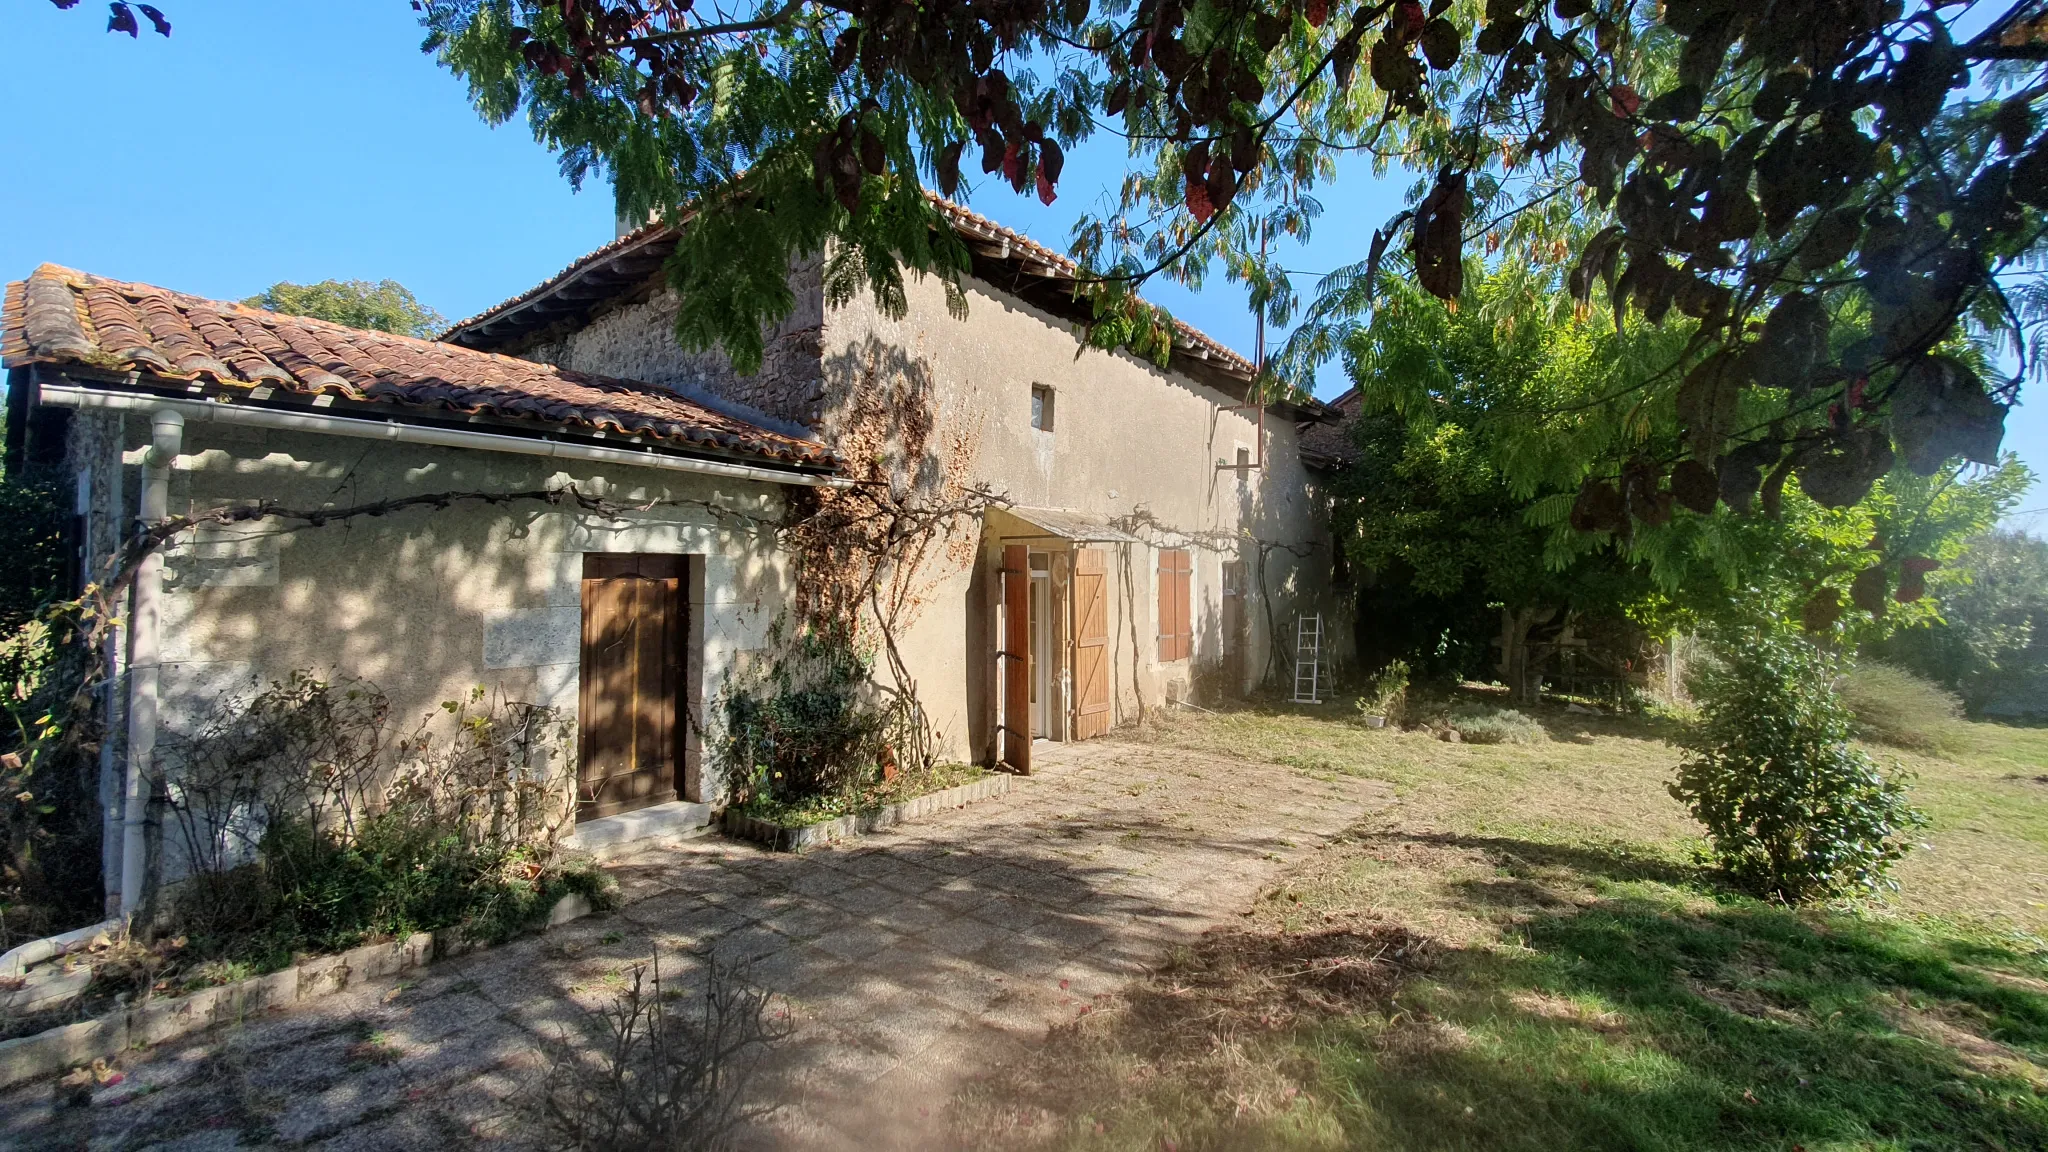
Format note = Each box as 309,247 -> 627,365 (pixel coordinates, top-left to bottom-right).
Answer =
0,738 -> 1392,1150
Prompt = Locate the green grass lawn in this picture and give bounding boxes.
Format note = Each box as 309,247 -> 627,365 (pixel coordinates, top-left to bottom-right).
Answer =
953,699 -> 2048,1151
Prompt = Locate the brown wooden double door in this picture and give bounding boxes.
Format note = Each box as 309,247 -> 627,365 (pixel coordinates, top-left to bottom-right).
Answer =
578,553 -> 685,819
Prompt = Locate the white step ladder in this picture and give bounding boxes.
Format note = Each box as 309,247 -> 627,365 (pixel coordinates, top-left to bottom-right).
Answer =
1292,613 -> 1324,704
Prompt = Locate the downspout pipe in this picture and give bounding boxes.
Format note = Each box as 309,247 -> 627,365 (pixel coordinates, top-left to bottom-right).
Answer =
120,408 -> 181,921
37,383 -> 852,490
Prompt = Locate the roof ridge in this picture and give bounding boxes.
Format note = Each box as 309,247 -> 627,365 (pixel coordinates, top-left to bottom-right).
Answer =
441,189 -> 1265,381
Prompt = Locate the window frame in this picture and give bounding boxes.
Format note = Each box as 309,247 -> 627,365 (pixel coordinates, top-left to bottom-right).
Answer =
1030,383 -> 1055,432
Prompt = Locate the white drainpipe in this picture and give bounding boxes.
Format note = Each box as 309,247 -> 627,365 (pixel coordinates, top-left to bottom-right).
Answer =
120,408 -> 181,920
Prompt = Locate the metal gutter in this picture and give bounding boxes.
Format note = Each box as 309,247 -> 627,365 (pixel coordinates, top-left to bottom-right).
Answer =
37,382 -> 852,489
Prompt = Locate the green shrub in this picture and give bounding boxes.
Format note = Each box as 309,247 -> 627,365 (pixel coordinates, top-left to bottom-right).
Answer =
1672,633 -> 1926,903
0,468 -> 68,635
1354,660 -> 1411,725
720,626 -> 910,808
1839,662 -> 1965,753
153,675 -> 603,978
1448,704 -> 1547,744
179,817 -> 607,968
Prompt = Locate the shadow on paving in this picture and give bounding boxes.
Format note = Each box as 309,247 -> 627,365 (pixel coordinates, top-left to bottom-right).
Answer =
2,801 -> 1343,1152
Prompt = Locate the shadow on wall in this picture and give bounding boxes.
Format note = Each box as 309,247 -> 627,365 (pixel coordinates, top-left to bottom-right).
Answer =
151,428 -> 789,801
808,335 -> 986,758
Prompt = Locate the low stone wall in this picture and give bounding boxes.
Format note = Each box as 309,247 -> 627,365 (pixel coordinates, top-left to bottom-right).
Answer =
0,893 -> 594,1091
723,773 -> 1011,852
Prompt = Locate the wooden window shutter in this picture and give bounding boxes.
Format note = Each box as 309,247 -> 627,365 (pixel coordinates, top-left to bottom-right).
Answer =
1174,552 -> 1192,660
1157,548 -> 1192,661
1000,544 -> 1031,773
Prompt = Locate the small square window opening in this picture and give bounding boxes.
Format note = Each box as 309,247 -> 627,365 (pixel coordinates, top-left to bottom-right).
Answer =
1030,384 -> 1055,432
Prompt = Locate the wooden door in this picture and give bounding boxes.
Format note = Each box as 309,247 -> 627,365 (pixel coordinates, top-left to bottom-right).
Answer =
578,553 -> 684,819
1072,546 -> 1111,740
1000,544 -> 1031,773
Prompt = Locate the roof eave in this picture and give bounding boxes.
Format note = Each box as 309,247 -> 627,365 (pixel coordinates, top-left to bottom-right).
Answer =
29,362 -> 844,477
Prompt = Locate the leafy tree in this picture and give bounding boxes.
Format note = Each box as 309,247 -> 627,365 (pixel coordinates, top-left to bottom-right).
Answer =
1329,269 -> 2031,692
1329,270 -> 1680,691
1874,529 -> 2048,710
244,280 -> 449,339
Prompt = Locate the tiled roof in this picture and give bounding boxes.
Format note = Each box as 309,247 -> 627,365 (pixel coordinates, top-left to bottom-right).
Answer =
3,264 -> 834,468
442,219 -> 685,349
1296,385 -> 1360,468
442,193 -> 1270,388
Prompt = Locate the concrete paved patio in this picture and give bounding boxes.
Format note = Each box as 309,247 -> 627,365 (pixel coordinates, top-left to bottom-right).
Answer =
0,737 -> 1392,1150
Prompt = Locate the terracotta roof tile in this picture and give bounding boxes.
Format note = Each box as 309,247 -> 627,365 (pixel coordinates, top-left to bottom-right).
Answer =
4,264 -> 835,469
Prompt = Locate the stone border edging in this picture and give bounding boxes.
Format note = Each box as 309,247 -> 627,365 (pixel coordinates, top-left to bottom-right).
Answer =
723,773 -> 1012,852
0,892 -> 596,1091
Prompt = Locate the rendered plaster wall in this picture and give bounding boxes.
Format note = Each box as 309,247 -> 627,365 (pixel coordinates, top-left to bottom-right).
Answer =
100,422 -> 792,869
822,271 -> 1347,761
527,262 -> 828,433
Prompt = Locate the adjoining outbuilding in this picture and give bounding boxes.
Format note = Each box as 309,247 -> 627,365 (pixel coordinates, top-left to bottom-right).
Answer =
5,263 -> 841,914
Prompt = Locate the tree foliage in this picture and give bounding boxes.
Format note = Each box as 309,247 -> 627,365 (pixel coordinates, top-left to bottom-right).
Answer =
244,279 -> 448,339
398,0 -> 2045,502
1874,528 -> 2048,710
1332,270 -> 2030,655
50,0 -> 171,38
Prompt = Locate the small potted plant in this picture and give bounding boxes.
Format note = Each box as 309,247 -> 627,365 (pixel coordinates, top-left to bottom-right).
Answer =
1354,660 -> 1410,729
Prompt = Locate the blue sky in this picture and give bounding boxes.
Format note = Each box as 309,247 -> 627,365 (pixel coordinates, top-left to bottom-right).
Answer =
1,0 -> 2040,527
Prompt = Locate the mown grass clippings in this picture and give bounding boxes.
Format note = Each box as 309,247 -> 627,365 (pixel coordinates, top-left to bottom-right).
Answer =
951,701 -> 2048,1151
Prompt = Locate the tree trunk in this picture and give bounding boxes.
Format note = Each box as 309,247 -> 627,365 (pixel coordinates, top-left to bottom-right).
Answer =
1495,606 -> 1557,705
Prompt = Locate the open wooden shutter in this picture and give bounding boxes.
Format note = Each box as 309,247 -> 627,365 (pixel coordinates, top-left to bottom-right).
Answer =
1000,544 -> 1030,773
1073,547 -> 1111,739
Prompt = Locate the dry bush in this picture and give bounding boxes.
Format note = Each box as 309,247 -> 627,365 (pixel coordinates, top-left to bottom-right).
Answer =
536,954 -> 790,1152
1447,703 -> 1548,744
1840,662 -> 1966,753
145,675 -> 591,975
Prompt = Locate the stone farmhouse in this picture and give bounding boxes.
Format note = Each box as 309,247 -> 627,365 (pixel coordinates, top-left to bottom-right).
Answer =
2,200 -> 1347,915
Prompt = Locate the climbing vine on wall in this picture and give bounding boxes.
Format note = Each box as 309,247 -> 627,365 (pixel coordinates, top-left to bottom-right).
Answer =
779,343 -> 997,769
